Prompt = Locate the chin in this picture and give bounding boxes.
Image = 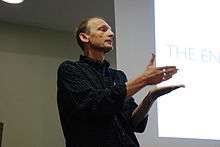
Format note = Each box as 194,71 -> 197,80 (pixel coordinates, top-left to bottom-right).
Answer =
95,45 -> 113,53
103,46 -> 113,53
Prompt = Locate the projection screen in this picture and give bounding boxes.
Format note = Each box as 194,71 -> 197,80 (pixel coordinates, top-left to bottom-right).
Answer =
155,0 -> 220,140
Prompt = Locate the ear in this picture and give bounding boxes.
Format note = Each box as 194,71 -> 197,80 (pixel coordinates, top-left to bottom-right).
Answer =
79,32 -> 89,43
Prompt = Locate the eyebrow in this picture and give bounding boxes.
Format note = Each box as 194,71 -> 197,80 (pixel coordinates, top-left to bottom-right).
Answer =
98,24 -> 112,30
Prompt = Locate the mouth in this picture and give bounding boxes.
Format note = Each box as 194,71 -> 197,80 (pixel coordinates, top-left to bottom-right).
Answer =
105,39 -> 113,44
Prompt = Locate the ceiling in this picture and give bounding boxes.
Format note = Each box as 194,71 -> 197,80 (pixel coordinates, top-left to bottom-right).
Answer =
0,0 -> 115,32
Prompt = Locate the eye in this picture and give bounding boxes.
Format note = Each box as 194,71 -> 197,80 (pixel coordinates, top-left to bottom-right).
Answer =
98,26 -> 108,32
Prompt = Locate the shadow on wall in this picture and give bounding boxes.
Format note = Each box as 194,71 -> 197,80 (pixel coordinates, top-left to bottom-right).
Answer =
0,122 -> 3,147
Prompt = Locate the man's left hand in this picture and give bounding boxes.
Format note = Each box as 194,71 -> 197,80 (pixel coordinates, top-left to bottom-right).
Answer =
148,84 -> 185,100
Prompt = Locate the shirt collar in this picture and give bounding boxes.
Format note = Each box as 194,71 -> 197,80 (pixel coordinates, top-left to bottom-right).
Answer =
79,55 -> 110,69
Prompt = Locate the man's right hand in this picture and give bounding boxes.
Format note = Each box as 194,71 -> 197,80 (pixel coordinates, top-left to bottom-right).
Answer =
126,53 -> 179,97
142,53 -> 177,85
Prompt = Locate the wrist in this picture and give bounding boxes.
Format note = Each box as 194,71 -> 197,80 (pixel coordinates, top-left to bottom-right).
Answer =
140,73 -> 151,86
126,74 -> 148,97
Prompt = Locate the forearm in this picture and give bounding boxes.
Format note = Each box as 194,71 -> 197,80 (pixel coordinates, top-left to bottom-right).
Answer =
126,74 -> 148,97
130,84 -> 184,127
131,92 -> 156,127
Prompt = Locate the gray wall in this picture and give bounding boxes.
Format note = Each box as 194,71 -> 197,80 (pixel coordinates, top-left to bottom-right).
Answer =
0,22 -> 74,147
114,0 -> 156,146
114,0 -> 220,147
0,21 -> 116,147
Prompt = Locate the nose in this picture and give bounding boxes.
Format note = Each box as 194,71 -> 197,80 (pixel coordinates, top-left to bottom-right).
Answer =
108,30 -> 114,38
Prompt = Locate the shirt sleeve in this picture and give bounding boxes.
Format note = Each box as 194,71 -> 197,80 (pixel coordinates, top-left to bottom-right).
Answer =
57,61 -> 127,120
122,97 -> 148,133
116,70 -> 149,133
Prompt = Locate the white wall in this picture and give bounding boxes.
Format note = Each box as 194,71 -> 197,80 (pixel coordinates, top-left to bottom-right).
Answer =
114,0 -> 220,147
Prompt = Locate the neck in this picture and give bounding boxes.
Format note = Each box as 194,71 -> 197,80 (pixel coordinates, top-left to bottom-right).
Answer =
83,48 -> 105,62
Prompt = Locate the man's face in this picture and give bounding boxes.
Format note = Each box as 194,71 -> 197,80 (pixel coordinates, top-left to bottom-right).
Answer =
86,18 -> 114,53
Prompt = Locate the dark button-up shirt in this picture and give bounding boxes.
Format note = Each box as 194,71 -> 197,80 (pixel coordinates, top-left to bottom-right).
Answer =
57,55 -> 148,147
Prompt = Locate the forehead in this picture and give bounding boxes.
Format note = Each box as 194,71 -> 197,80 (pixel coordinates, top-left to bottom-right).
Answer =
88,18 -> 111,29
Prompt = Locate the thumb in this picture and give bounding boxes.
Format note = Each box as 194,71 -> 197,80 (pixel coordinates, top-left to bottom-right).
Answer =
147,53 -> 156,67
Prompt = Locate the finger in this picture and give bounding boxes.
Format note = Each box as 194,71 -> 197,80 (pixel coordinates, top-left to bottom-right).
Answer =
168,85 -> 185,92
162,73 -> 173,81
163,84 -> 185,90
147,53 -> 155,67
160,84 -> 185,93
173,84 -> 185,88
165,67 -> 178,75
157,66 -> 177,70
159,67 -> 178,78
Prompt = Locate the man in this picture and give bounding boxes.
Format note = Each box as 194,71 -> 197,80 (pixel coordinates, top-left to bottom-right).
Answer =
57,17 -> 184,147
